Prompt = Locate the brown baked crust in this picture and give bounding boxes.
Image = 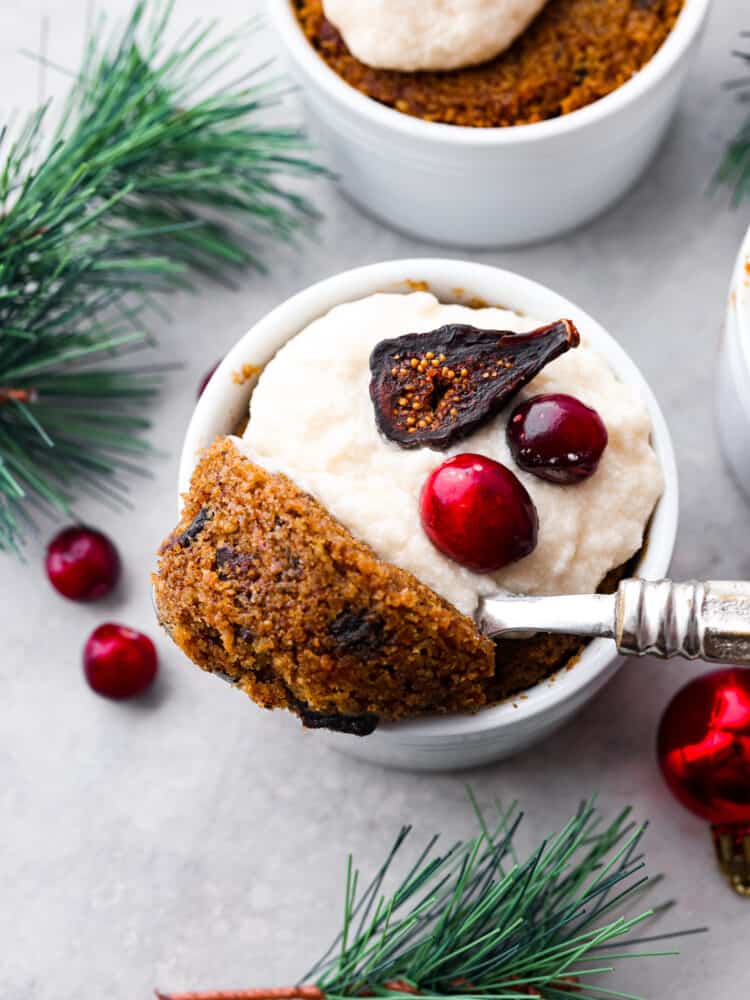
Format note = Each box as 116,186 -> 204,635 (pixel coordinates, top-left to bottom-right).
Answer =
293,0 -> 684,128
154,438 -> 496,728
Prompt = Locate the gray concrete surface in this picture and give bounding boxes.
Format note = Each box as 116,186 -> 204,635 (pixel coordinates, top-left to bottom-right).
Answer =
1,1 -> 749,997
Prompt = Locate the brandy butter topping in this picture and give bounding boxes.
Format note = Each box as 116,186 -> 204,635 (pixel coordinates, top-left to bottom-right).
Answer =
241,292 -> 663,616
321,0 -> 550,72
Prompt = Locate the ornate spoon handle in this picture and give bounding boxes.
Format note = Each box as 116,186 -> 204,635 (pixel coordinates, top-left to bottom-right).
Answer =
476,580 -> 750,663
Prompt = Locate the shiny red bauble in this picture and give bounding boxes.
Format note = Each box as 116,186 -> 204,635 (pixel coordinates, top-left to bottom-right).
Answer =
658,668 -> 750,826
420,453 -> 538,573
45,525 -> 121,601
84,623 -> 158,699
506,393 -> 608,484
197,361 -> 220,398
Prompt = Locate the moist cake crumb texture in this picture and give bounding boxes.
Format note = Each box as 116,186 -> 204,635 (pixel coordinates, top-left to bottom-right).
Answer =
294,0 -> 684,127
154,438 -> 495,727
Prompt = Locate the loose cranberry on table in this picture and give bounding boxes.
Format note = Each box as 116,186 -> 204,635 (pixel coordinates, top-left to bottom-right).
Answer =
83,624 -> 158,699
197,361 -> 220,398
506,393 -> 608,484
45,525 -> 120,601
420,453 -> 538,573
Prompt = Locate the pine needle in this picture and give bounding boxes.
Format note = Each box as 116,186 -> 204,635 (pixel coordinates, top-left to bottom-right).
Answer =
155,798 -> 706,1000
0,0 -> 323,554
716,33 -> 750,204
311,799 -> 705,1000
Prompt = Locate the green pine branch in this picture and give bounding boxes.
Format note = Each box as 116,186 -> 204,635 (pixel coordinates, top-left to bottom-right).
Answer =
0,0 -> 325,554
717,32 -> 750,204
156,798 -> 706,1000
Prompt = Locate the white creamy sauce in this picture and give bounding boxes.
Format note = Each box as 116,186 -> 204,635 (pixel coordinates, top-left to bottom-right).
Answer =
322,0 -> 549,72
240,292 -> 662,618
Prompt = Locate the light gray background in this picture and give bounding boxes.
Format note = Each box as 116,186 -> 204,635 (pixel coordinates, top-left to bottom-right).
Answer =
1,1 -> 749,997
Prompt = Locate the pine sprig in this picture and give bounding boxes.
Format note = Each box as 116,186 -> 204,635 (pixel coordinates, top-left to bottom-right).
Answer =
717,33 -> 750,204
156,799 -> 705,1000
0,0 -> 324,554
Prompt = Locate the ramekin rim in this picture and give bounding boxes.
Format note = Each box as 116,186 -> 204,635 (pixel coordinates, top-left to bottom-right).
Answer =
179,258 -> 679,742
266,0 -> 710,146
731,224 -> 750,352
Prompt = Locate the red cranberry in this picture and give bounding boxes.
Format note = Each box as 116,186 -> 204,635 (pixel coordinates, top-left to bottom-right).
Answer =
197,361 -> 220,398
83,624 -> 158,699
45,525 -> 120,601
420,454 -> 538,573
506,393 -> 608,484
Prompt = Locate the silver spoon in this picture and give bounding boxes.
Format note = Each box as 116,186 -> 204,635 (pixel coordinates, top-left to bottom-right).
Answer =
476,579 -> 750,663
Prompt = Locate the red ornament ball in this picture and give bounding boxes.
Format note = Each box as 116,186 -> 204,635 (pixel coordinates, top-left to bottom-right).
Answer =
83,623 -> 158,700
506,393 -> 608,484
45,525 -> 120,601
420,453 -> 538,573
658,668 -> 750,826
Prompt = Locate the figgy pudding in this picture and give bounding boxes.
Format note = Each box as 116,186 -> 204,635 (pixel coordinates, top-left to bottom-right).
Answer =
271,0 -> 708,247
154,291 -> 662,734
294,0 -> 684,127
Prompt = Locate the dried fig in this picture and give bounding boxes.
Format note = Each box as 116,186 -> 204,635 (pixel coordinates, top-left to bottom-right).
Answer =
369,319 -> 580,449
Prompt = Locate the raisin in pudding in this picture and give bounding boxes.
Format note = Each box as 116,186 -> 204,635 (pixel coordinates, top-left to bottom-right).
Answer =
294,0 -> 684,127
154,292 -> 663,735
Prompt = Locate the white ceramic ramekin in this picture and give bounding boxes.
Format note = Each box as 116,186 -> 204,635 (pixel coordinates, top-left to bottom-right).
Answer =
267,0 -> 710,247
179,259 -> 678,770
717,225 -> 750,496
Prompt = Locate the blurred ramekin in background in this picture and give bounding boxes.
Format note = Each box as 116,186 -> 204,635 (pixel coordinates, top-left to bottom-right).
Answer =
717,226 -> 750,497
267,0 -> 710,247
